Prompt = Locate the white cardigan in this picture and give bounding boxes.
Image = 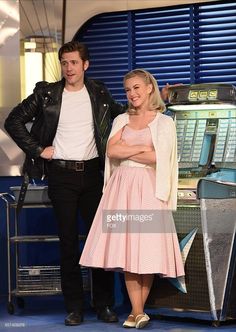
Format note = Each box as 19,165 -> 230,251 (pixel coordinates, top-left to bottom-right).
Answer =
103,112 -> 178,210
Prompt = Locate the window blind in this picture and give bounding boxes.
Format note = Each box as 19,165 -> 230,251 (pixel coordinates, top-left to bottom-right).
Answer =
75,0 -> 236,103
194,1 -> 236,84
75,12 -> 130,103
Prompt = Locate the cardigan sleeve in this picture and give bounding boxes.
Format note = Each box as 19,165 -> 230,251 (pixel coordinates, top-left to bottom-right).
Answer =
151,115 -> 178,210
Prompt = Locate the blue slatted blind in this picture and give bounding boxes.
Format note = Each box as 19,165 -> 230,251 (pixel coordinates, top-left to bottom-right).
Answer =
75,0 -> 236,103
133,7 -> 192,86
75,12 -> 130,102
194,2 -> 236,83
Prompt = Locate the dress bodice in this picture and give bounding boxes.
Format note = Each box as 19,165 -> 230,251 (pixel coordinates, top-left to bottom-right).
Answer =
120,125 -> 154,168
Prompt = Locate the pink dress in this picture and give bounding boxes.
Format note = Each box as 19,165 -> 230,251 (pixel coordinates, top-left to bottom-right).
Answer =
80,126 -> 184,277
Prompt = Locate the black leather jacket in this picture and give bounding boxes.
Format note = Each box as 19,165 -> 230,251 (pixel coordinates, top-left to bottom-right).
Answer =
4,77 -> 125,179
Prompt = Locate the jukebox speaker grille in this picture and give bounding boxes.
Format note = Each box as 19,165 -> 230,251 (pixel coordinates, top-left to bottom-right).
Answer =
147,204 -> 211,311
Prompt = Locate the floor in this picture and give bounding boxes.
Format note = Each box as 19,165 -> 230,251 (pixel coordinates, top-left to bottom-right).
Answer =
1,295 -> 236,331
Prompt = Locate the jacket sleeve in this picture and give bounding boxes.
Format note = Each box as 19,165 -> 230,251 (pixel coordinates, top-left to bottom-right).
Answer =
110,98 -> 127,120
99,81 -> 126,120
4,82 -> 47,158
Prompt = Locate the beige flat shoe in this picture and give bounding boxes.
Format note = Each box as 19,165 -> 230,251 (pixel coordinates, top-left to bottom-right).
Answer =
123,314 -> 136,328
135,313 -> 150,329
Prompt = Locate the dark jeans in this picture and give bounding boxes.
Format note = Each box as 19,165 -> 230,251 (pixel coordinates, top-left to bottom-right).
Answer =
47,158 -> 114,313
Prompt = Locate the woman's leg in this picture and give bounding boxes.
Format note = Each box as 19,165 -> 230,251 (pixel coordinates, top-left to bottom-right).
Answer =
124,272 -> 155,314
124,272 -> 154,328
124,272 -> 143,316
141,274 -> 154,307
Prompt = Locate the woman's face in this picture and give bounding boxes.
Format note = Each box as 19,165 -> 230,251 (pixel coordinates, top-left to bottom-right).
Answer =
124,75 -> 152,110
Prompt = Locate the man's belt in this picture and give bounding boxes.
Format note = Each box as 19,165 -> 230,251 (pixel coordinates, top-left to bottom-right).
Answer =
51,158 -> 99,172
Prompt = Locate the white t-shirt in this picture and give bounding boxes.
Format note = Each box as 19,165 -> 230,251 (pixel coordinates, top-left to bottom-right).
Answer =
52,85 -> 98,160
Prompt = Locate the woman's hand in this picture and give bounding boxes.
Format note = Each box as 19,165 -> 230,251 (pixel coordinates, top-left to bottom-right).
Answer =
128,149 -> 156,165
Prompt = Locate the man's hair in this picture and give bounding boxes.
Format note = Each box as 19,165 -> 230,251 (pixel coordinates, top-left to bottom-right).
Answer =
58,41 -> 89,62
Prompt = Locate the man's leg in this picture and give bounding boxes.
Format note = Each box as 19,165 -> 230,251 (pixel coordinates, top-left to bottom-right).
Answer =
79,167 -> 117,322
48,165 -> 84,325
51,198 -> 83,312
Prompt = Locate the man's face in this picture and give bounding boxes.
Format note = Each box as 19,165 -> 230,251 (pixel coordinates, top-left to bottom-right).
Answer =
60,51 -> 89,90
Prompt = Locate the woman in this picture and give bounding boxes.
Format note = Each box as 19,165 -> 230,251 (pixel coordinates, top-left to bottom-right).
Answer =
80,69 -> 184,329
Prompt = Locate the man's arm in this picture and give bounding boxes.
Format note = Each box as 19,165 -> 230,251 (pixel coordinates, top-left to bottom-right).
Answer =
110,99 -> 127,120
4,89 -> 44,158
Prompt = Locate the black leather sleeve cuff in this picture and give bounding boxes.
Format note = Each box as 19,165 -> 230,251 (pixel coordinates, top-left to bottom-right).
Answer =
35,146 -> 44,157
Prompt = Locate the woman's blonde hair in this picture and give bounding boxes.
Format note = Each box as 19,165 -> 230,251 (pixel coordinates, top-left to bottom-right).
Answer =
123,69 -> 166,114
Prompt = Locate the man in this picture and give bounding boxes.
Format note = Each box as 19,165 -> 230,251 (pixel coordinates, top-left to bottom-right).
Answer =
4,41 -> 125,326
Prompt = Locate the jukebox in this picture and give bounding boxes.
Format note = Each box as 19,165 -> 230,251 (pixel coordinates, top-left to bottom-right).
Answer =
147,83 -> 236,325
